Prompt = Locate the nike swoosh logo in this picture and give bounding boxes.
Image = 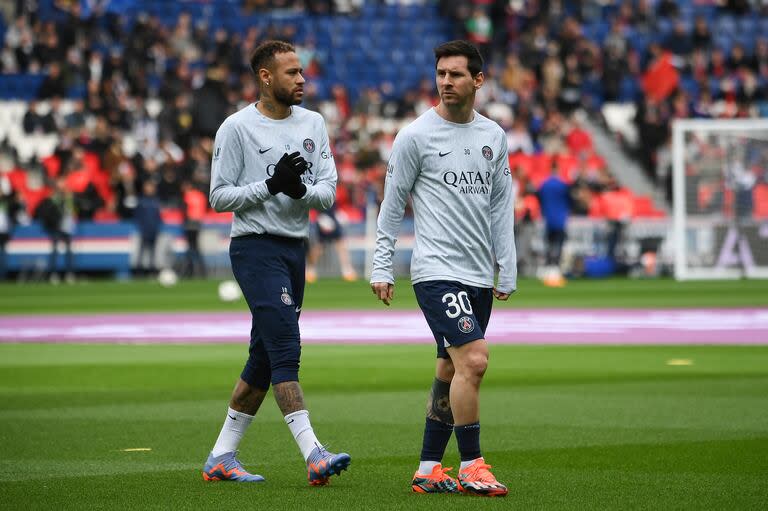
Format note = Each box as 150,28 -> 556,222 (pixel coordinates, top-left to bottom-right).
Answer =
228,414 -> 237,421
258,147 -> 272,154
287,418 -> 295,424
295,306 -> 302,313
439,151 -> 451,157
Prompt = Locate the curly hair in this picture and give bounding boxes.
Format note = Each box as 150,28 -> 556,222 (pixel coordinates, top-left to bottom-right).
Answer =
249,40 -> 296,78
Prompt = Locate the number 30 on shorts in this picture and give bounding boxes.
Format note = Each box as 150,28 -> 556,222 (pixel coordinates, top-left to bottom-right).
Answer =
442,291 -> 473,318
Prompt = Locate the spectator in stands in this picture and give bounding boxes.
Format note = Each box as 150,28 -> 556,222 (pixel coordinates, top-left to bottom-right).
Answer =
601,177 -> 634,262
604,19 -> 628,60
753,38 -> 768,78
35,176 -> 76,284
507,116 -> 534,154
565,114 -> 593,156
656,0 -> 679,18
664,21 -> 693,58
465,7 -> 493,59
180,180 -> 206,278
709,48 -> 728,80
134,180 -> 163,276
158,92 -> 195,151
13,28 -> 35,73
0,169 -> 15,280
512,166 -> 539,277
569,162 -> 593,217
192,65 -> 230,139
691,16 -> 712,51
602,45 -> 627,102
22,100 -> 56,134
64,98 -> 86,130
537,162 -> 571,285
558,53 -> 582,113
727,44 -> 750,73
37,62 -> 67,99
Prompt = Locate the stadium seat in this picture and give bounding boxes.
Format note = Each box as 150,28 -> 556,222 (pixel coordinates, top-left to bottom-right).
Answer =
754,185 -> 768,219
633,196 -> 659,218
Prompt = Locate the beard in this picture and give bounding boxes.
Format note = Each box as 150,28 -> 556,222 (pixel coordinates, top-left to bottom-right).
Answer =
273,86 -> 302,106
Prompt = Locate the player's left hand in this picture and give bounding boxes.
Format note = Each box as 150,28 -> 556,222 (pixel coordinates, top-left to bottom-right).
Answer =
371,282 -> 394,306
493,289 -> 510,300
283,159 -> 309,199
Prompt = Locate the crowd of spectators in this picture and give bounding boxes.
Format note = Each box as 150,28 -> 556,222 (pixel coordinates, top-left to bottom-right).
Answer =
1,0 -> 765,249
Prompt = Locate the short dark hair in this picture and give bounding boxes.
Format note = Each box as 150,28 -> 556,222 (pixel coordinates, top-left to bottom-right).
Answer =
434,40 -> 484,76
249,40 -> 296,77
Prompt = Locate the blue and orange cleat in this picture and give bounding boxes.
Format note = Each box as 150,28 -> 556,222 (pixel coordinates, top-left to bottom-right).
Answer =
306,445 -> 351,486
457,458 -> 508,497
411,464 -> 460,494
202,451 -> 265,482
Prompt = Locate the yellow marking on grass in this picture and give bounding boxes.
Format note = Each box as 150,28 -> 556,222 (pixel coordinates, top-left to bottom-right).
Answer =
121,448 -> 152,452
666,359 -> 693,366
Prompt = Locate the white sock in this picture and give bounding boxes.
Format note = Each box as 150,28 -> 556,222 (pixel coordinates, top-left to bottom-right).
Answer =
285,409 -> 320,461
460,457 -> 483,470
418,460 -> 440,474
211,407 -> 254,457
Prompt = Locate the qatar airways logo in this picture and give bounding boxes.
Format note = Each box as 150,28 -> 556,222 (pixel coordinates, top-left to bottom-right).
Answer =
442,170 -> 491,194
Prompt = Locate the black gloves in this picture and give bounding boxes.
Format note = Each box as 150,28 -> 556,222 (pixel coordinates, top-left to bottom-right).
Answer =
266,152 -> 308,198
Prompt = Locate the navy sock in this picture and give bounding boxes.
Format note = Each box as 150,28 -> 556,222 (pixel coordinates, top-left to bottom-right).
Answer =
419,417 -> 453,462
454,422 -> 481,461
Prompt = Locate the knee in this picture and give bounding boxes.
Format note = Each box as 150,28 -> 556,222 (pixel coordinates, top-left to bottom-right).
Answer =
462,351 -> 488,380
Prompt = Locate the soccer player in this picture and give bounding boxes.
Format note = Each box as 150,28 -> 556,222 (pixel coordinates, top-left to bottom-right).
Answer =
371,40 -> 516,497
204,40 -> 350,485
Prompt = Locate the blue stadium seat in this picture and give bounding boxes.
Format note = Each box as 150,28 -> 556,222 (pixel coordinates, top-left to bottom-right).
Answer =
679,75 -> 699,96
66,83 -> 87,99
657,18 -> 674,36
618,77 -> 640,103
737,17 -> 757,36
716,16 -> 737,36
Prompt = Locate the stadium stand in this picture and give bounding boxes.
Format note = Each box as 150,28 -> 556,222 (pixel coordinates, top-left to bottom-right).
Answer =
0,0 -> 764,278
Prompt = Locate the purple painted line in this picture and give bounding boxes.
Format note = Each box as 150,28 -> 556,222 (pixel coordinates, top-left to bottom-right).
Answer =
0,309 -> 767,345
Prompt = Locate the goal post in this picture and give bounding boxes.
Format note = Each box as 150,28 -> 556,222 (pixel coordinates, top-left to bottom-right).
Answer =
672,118 -> 768,280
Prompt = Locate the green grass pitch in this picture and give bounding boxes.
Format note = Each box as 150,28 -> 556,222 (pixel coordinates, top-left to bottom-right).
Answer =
1,277 -> 767,314
0,278 -> 767,509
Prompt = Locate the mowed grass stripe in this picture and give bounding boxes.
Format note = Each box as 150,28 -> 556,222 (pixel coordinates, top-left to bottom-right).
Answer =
0,344 -> 767,509
2,277 -> 767,314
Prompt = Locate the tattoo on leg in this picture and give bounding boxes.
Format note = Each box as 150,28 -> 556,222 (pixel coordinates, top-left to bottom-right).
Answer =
230,379 -> 268,415
426,377 -> 454,425
273,381 -> 306,415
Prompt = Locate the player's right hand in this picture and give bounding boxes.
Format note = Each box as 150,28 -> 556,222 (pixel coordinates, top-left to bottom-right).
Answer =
371,282 -> 394,306
266,151 -> 307,195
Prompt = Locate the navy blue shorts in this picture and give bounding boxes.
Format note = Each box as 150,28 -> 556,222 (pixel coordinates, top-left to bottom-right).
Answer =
229,233 -> 305,389
413,280 -> 493,359
314,210 -> 342,242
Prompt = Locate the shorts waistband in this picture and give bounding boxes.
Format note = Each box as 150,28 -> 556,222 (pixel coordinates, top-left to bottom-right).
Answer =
232,232 -> 304,244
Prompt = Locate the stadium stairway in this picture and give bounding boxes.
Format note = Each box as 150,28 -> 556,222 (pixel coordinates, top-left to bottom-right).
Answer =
582,115 -> 668,214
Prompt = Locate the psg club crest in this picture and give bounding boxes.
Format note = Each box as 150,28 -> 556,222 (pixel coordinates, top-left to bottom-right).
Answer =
281,292 -> 293,305
458,316 -> 475,334
303,138 -> 316,153
481,145 -> 493,161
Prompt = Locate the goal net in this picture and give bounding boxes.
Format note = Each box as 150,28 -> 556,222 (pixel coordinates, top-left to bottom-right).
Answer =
672,119 -> 768,280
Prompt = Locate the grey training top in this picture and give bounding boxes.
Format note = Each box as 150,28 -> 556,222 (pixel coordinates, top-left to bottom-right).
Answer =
371,108 -> 517,293
209,104 -> 337,238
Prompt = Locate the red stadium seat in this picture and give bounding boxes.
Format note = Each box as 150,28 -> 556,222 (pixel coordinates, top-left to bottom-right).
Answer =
754,184 -> 768,219
160,208 -> 183,224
